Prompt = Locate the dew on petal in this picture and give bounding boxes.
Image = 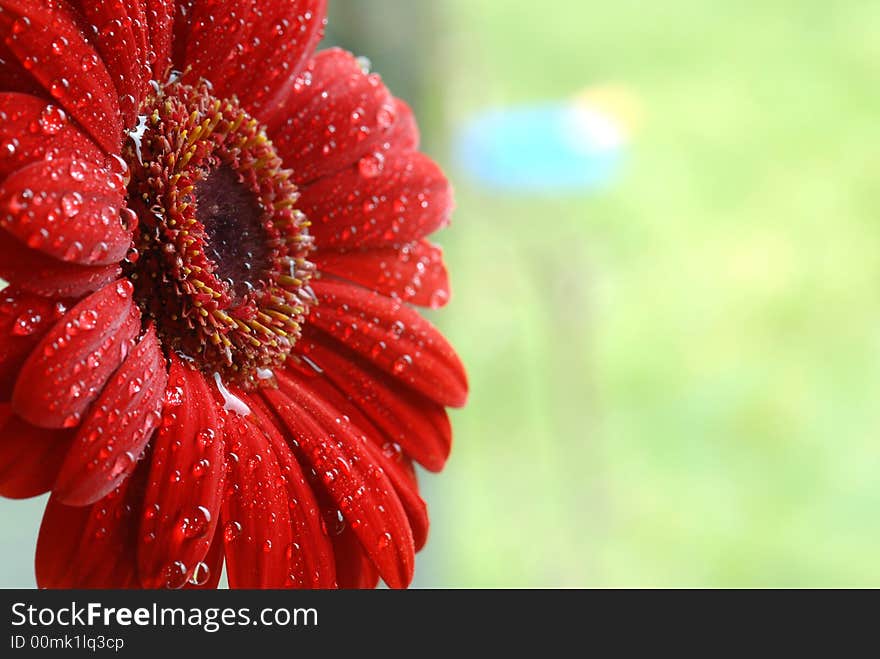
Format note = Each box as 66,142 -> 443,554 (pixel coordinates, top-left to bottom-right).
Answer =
38,105 -> 67,135
189,561 -> 210,587
163,561 -> 188,589
358,152 -> 385,178
223,520 -> 242,543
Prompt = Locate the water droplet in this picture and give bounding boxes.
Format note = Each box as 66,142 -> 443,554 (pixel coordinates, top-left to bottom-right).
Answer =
63,241 -> 84,260
376,104 -> 396,129
50,78 -> 70,99
50,37 -> 68,55
223,520 -> 242,543
189,561 -> 210,586
165,385 -> 184,406
357,152 -> 384,178
80,53 -> 98,71
392,354 -> 412,374
119,94 -> 137,118
182,506 -> 212,539
68,160 -> 87,181
128,378 -> 143,396
110,452 -> 134,478
120,207 -> 138,231
77,308 -> 99,330
1,138 -> 18,157
61,191 -> 83,217
429,289 -> 449,309
116,280 -> 132,298
11,16 -> 30,36
108,154 -> 131,187
38,105 -> 67,135
321,508 -> 346,536
355,56 -> 372,74
191,458 -> 211,479
11,311 -> 41,336
164,561 -> 188,589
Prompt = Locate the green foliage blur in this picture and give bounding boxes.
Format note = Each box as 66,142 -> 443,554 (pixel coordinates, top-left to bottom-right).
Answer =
395,0 -> 880,586
2,0 -> 879,588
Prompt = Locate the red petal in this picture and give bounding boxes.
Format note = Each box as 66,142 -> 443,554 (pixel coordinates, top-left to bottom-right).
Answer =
388,99 -> 419,153
240,392 -> 337,588
0,38 -> 43,96
0,230 -> 120,297
0,403 -> 72,498
0,0 -> 123,154
299,151 -> 453,250
0,92 -> 103,180
361,441 -> 428,552
331,526 -> 379,589
170,0 -> 193,67
54,325 -> 167,506
270,48 -> 395,183
68,0 -> 151,129
221,409 -> 296,588
278,365 -> 431,551
308,279 -> 468,408
36,465 -> 146,588
184,524 -> 226,589
138,358 -> 226,589
263,371 -> 415,589
0,156 -> 131,265
179,0 -> 326,121
295,333 -> 452,471
12,279 -> 141,429
144,0 -> 174,81
316,239 -> 450,308
0,287 -> 68,399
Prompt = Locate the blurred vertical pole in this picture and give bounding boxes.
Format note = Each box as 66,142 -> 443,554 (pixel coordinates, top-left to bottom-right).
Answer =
324,0 -> 450,154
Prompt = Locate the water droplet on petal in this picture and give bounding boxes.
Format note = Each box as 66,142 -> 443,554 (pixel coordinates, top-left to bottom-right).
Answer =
189,561 -> 210,586
223,520 -> 242,543
77,308 -> 98,330
392,354 -> 412,374
11,16 -> 30,36
11,311 -> 41,336
110,452 -> 134,478
68,159 -> 87,181
164,561 -> 188,589
38,105 -> 67,135
61,191 -> 83,217
80,53 -> 99,71
355,56 -> 372,74
376,104 -> 396,129
358,152 -> 384,178
182,505 -> 212,539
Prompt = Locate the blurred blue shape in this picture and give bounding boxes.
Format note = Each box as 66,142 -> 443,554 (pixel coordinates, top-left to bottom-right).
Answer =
455,101 -> 628,194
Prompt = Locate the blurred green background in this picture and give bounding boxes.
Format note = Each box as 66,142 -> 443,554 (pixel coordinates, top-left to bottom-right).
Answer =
3,0 -> 880,587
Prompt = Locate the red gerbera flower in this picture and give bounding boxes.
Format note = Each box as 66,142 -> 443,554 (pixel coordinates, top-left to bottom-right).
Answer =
0,0 -> 467,589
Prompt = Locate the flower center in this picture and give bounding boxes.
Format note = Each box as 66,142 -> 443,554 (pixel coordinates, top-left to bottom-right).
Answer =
196,165 -> 270,301
123,79 -> 314,386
